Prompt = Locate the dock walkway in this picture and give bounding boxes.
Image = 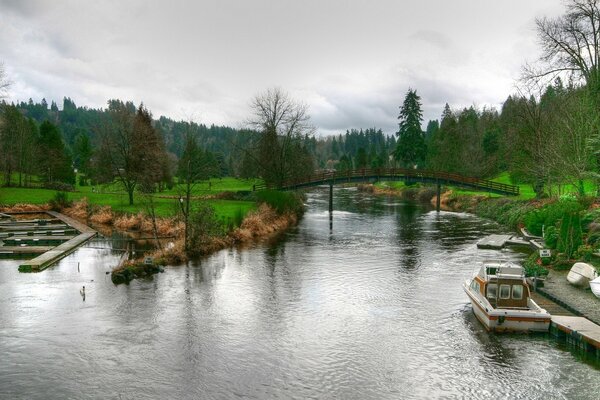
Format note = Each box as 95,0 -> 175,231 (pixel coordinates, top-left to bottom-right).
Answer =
476,234 -> 530,249
15,211 -> 97,272
550,316 -> 600,359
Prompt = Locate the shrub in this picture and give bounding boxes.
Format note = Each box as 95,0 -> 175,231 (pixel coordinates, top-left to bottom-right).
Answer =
523,199 -> 581,236
577,244 -> 595,262
49,191 -> 72,211
523,253 -> 549,277
187,203 -> 222,255
557,211 -> 583,259
543,226 -> 558,249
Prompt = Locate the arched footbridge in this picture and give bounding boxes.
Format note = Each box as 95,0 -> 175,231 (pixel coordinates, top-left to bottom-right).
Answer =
256,168 -> 519,212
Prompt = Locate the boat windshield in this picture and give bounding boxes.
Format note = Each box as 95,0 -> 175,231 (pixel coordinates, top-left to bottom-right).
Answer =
486,283 -> 497,299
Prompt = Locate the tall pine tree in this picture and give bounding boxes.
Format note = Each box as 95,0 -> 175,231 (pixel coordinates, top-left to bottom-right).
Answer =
394,89 -> 426,167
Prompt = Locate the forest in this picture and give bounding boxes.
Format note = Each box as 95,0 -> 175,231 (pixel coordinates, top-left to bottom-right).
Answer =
1,0 -> 600,200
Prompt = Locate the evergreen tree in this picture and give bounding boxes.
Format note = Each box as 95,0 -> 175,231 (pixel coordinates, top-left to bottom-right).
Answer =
394,89 -> 426,167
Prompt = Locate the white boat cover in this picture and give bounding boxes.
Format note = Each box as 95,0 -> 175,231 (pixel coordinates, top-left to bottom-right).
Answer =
567,262 -> 598,288
590,277 -> 600,299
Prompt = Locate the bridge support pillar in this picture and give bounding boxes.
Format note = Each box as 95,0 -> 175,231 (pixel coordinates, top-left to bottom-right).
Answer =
329,183 -> 333,213
436,183 -> 441,212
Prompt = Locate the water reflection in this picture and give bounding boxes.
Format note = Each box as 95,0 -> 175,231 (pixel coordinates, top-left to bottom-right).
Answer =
0,187 -> 599,399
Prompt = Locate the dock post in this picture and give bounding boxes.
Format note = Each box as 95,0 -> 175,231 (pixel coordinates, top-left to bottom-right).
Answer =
436,182 -> 441,212
329,183 -> 333,213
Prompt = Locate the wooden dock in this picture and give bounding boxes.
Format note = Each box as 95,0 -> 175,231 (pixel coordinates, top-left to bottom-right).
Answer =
0,223 -> 68,231
476,234 -> 530,249
2,235 -> 75,245
0,246 -> 54,255
550,316 -> 600,359
2,211 -> 99,272
530,291 -> 574,317
0,229 -> 78,238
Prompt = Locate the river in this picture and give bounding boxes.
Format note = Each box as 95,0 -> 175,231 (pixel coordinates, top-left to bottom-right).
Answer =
1,188 -> 599,399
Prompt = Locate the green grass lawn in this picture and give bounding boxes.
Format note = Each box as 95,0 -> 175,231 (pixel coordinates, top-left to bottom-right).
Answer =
0,179 -> 257,221
376,172 -> 597,200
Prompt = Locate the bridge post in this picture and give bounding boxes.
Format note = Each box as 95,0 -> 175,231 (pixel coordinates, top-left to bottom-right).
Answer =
329,183 -> 333,213
436,182 -> 441,212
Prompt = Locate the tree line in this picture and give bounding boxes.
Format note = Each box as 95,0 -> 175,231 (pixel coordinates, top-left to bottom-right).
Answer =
2,0 -> 600,199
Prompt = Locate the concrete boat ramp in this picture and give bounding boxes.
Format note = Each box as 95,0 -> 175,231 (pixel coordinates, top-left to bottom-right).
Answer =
0,211 -> 97,272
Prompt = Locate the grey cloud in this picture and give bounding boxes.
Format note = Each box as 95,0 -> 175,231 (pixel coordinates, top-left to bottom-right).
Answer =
0,0 -> 565,134
409,30 -> 452,49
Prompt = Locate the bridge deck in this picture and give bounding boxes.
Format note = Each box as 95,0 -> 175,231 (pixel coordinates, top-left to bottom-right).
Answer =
269,168 -> 520,196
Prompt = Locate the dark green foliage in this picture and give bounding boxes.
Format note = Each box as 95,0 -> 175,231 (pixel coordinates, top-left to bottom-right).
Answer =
523,199 -> 582,236
73,132 -> 93,174
474,198 -> 536,230
557,211 -> 583,259
577,244 -> 594,262
523,252 -> 549,277
49,191 -> 72,210
254,190 -> 304,215
543,226 -> 559,249
38,121 -> 75,185
395,89 -> 426,167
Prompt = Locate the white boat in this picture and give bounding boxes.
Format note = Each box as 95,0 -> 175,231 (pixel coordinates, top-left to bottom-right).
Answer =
590,277 -> 600,299
463,261 -> 551,332
566,262 -> 597,288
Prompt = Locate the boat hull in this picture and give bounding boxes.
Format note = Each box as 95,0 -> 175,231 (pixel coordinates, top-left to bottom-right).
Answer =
463,280 -> 550,333
590,278 -> 600,299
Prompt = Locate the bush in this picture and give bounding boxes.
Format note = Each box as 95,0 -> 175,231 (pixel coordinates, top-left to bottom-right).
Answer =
543,226 -> 558,249
523,253 -> 549,277
557,211 -> 583,259
187,203 -> 222,255
523,199 -> 581,236
577,244 -> 595,262
474,198 -> 535,230
253,190 -> 304,215
49,191 -> 72,211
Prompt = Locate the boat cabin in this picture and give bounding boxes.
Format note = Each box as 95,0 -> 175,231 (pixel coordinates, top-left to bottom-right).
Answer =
470,262 -> 530,309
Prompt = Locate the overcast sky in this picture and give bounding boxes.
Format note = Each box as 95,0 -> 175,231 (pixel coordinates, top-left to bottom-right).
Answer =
0,0 -> 565,135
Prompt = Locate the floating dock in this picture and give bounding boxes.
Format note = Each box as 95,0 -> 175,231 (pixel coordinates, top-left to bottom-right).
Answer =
0,211 -> 97,272
550,316 -> 600,360
0,246 -> 54,256
476,234 -> 530,249
3,235 -> 75,245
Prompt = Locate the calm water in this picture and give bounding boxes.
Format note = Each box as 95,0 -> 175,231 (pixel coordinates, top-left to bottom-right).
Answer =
1,188 -> 599,399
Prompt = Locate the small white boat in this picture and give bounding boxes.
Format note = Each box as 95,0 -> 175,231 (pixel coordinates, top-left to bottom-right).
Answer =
567,262 -> 597,288
463,261 -> 551,333
590,277 -> 600,299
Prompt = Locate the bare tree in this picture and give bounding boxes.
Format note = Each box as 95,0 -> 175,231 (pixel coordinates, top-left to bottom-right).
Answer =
0,63 -> 10,99
246,88 -> 315,187
525,0 -> 600,93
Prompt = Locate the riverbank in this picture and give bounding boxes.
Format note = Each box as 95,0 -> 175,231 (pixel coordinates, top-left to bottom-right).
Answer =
358,182 -> 600,315
0,190 -> 304,284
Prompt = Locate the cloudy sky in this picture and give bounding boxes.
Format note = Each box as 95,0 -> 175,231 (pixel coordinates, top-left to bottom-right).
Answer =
0,0 -> 565,135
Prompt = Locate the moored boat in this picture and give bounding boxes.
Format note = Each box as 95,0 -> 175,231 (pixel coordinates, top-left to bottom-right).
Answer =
567,262 -> 597,288
463,261 -> 551,332
590,277 -> 600,299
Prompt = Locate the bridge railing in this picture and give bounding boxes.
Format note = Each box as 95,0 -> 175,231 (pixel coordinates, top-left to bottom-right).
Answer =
273,168 -> 519,195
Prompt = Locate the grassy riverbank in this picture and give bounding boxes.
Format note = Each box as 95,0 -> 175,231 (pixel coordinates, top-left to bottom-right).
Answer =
366,176 -> 600,279
0,177 -> 261,221
0,178 -> 304,284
